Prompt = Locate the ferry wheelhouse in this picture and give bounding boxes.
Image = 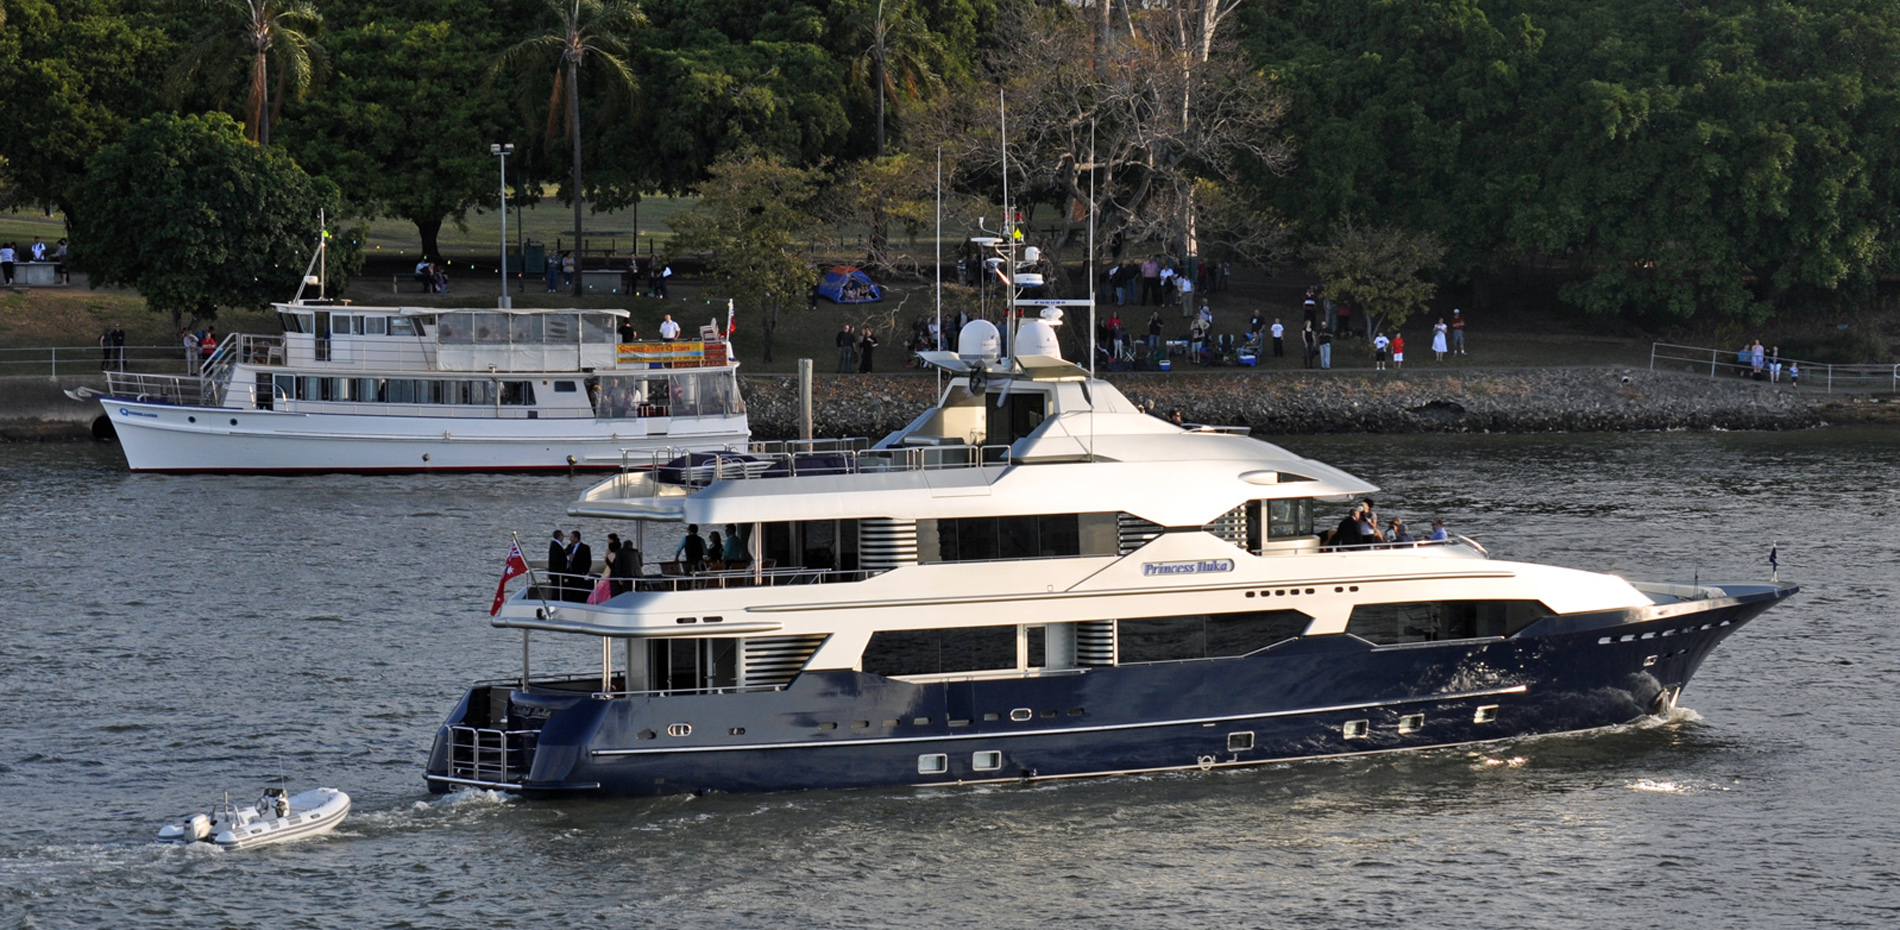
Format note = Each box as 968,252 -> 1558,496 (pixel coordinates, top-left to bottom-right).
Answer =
427,311 -> 1794,797
78,301 -> 746,473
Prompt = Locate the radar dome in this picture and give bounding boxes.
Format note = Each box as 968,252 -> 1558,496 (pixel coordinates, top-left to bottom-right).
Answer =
1014,308 -> 1064,359
958,319 -> 1002,362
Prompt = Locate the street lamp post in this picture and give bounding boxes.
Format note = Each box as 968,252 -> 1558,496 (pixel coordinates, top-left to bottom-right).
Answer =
492,143 -> 515,309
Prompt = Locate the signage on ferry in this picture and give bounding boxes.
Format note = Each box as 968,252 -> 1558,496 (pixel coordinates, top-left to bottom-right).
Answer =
617,341 -> 716,365
1141,559 -> 1235,577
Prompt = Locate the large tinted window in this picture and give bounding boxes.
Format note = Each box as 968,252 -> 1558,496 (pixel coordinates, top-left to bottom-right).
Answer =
1346,600 -> 1550,645
862,626 -> 1017,677
921,513 -> 1117,563
1118,610 -> 1311,663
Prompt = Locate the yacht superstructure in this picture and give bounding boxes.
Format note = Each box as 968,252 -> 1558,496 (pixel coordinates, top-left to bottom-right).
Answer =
425,312 -> 1794,797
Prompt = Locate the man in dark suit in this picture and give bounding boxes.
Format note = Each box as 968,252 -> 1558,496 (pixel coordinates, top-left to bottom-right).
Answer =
565,530 -> 594,601
544,530 -> 568,599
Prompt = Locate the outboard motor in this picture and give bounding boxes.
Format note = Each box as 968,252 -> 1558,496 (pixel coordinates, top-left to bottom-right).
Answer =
188,813 -> 211,842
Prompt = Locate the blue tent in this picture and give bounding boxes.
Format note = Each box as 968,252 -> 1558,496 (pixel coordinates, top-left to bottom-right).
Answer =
817,266 -> 883,303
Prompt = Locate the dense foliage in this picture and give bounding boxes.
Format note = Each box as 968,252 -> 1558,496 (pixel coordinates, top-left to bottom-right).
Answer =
10,0 -> 1900,327
69,112 -> 342,329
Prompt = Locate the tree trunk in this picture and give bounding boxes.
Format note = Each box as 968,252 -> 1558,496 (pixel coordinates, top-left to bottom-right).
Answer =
253,50 -> 270,145
415,216 -> 444,261
762,296 -> 779,363
569,56 -> 585,298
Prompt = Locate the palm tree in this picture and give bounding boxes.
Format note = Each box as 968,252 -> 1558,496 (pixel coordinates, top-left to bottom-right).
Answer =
166,1 -> 325,147
844,0 -> 944,157
494,0 -> 641,297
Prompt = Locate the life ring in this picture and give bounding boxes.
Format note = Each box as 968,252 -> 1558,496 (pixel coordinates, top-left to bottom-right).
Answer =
1196,754 -> 1216,771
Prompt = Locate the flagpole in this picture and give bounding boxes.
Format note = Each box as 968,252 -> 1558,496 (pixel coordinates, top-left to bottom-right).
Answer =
510,530 -> 556,618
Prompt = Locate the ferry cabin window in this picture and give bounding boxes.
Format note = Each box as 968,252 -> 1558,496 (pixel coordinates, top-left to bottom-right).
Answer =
553,380 -> 578,393
1344,600 -> 1551,645
1117,610 -> 1312,663
862,626 -> 1017,678
277,377 -> 535,406
278,311 -> 308,333
364,316 -> 387,336
919,513 -> 1119,563
388,316 -> 419,337
332,315 -> 356,335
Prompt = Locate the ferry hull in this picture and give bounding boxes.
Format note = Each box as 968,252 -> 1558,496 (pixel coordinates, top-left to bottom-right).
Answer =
427,583 -> 1792,797
100,398 -> 747,473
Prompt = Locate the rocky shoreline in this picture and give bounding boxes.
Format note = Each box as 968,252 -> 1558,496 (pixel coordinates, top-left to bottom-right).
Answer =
7,366 -> 1895,444
739,366 -> 1856,441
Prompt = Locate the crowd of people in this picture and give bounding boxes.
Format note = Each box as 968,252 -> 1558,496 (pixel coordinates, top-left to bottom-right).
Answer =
536,524 -> 755,602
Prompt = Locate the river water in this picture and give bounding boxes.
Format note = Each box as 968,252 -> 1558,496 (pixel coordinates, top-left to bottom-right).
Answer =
2,428 -> 1896,929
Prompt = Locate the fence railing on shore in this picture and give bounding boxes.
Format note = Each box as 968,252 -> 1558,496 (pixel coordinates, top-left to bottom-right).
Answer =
0,345 -> 192,378
1649,343 -> 1900,394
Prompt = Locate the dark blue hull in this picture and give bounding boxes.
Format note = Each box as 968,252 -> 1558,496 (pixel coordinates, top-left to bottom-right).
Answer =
426,584 -> 1794,797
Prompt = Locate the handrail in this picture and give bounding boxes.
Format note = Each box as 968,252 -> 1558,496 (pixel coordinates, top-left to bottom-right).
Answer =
608,441 -> 1011,494
0,344 -> 194,377
1649,342 -> 1899,394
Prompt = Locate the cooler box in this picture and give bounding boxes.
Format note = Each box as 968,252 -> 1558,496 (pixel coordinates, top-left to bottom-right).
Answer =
1157,358 -> 1172,371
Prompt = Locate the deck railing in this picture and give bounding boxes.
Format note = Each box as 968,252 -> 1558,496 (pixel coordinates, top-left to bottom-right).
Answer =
606,438 -> 1011,494
1650,342 -> 1900,394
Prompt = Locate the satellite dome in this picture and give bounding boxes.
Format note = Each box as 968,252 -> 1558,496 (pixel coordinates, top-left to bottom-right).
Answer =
958,319 -> 1001,362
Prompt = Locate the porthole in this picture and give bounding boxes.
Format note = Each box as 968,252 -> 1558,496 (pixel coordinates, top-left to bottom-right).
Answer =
1009,708 -> 1033,722
187,416 -> 197,423
851,720 -> 870,729
972,751 -> 1002,772
1342,720 -> 1369,739
883,718 -> 900,727
637,729 -> 657,740
1227,732 -> 1255,752
1473,705 -> 1498,724
1040,709 -> 1057,718
728,727 -> 746,736
913,716 -> 931,725
1643,655 -> 1658,667
948,718 -> 971,728
1246,591 -> 1256,598
818,721 -> 837,730
917,753 -> 948,775
1305,588 -> 1315,594
1068,707 -> 1085,717
982,713 -> 1000,722
229,418 -> 237,426
666,723 -> 692,737
1398,714 -> 1424,734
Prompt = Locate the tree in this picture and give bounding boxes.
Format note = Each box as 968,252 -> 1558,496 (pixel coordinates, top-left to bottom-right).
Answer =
841,0 -> 944,157
494,0 -> 641,297
165,0 -> 326,147
0,0 -> 173,219
69,112 -> 345,333
285,1 -> 511,261
668,150 -> 827,363
974,1 -> 1293,272
1303,218 -> 1445,334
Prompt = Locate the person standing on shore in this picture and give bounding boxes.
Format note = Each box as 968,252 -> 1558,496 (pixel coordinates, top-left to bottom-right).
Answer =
836,324 -> 856,372
1318,325 -> 1333,369
1147,312 -> 1163,356
1432,318 -> 1449,361
1301,321 -> 1316,368
1271,318 -> 1285,359
1372,331 -> 1390,371
1302,288 -> 1318,327
858,328 -> 879,373
1,242 -> 15,285
1140,257 -> 1160,306
1451,309 -> 1466,355
1391,332 -> 1405,371
1789,362 -> 1800,388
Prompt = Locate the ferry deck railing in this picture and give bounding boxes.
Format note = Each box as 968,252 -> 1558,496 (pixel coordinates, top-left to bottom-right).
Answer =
0,344 -> 195,377
1318,535 -> 1489,557
101,370 -> 219,406
1649,342 -> 1900,394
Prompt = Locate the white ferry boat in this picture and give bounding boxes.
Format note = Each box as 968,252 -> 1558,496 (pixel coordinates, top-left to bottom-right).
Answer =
426,309 -> 1796,798
76,301 -> 747,473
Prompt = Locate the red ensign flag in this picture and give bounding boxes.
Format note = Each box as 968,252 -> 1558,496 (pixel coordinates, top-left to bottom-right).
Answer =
491,541 -> 529,615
